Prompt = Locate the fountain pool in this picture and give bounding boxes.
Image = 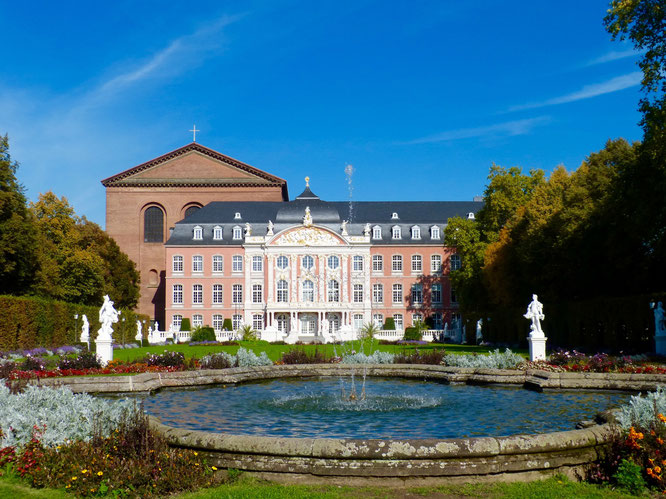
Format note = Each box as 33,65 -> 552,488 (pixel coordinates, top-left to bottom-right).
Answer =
140,377 -> 631,439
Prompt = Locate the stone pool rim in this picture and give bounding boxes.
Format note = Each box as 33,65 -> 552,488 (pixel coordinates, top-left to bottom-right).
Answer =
28,364 -> 666,484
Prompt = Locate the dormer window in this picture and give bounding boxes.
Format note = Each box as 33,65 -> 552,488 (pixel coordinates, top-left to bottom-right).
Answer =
233,226 -> 243,240
234,212 -> 242,220
213,226 -> 223,240
392,225 -> 401,239
193,226 -> 203,240
391,212 -> 399,220
467,212 -> 475,220
411,226 -> 421,240
431,226 -> 440,239
372,226 -> 382,240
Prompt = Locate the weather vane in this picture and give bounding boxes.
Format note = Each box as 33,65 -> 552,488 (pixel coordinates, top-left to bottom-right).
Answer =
305,176 -> 310,187
189,124 -> 200,142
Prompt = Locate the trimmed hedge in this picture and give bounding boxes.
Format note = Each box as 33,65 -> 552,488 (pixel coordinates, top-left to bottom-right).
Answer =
383,317 -> 396,330
482,293 -> 666,353
0,294 -> 149,350
180,318 -> 191,332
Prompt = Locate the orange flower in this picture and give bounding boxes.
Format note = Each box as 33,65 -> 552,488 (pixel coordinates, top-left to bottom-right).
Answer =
658,438 -> 664,445
658,413 -> 666,423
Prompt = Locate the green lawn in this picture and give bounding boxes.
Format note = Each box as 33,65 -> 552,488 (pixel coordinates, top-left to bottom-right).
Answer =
0,472 -> 642,498
110,340 -> 508,363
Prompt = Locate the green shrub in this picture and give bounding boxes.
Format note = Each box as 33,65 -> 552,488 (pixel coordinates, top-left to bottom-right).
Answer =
222,318 -> 233,331
403,327 -> 422,341
180,318 -> 191,331
190,326 -> 216,342
613,459 -> 646,494
383,317 -> 396,330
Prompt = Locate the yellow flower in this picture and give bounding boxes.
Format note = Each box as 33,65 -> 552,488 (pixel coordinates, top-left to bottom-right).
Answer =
195,463 -> 199,466
194,451 -> 198,456
97,471 -> 103,476
212,466 -> 218,471
81,469 -> 88,474
71,476 -> 78,481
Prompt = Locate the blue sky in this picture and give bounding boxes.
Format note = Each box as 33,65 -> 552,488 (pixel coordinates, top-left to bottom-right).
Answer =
1,0 -> 644,228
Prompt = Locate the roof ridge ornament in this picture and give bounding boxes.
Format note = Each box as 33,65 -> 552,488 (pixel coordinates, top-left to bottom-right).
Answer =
303,206 -> 313,227
305,176 -> 310,187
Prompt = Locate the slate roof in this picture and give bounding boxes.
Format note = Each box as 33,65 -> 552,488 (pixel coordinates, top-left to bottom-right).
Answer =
166,185 -> 483,246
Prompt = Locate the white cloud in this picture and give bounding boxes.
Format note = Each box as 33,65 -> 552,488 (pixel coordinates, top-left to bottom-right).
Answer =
508,72 -> 642,112
404,116 -> 551,144
585,48 -> 644,66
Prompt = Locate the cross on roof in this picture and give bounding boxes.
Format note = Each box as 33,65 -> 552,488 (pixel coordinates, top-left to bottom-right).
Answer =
189,124 -> 200,142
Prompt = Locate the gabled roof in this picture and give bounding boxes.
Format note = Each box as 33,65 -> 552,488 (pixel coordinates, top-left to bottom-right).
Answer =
101,142 -> 288,199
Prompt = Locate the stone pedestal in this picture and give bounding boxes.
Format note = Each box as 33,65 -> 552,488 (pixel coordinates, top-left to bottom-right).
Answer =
528,335 -> 547,362
656,335 -> 666,356
96,338 -> 113,366
262,326 -> 282,343
285,329 -> 299,345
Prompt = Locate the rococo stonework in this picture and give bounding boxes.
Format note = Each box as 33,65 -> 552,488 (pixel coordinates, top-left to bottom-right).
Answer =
102,142 -> 482,340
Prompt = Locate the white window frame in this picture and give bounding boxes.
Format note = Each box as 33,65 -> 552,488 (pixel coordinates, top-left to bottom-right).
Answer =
213,314 -> 223,331
212,284 -> 223,305
192,314 -> 203,328
252,284 -> 263,303
352,255 -> 363,271
252,314 -> 264,331
431,226 -> 440,239
233,226 -> 243,240
372,255 -> 383,272
411,225 -> 421,239
372,226 -> 382,239
212,255 -> 223,273
232,284 -> 243,304
277,280 -> 289,302
373,314 -> 384,328
411,284 -> 423,304
328,280 -> 340,302
451,254 -> 461,271
392,255 -> 403,272
302,280 -> 315,302
192,255 -> 203,273
392,284 -> 402,304
433,312 -> 443,329
411,254 -> 422,273
172,255 -> 183,273
372,284 -> 383,304
173,284 -> 183,305
432,283 -> 442,304
327,255 -> 340,269
276,256 -> 289,270
232,314 -> 243,330
393,314 -> 403,330
302,255 -> 314,271
392,225 -> 401,239
213,226 -> 223,240
353,284 -> 363,303
431,254 -> 442,273
232,255 -> 243,273
172,314 -> 182,329
193,226 -> 203,240
252,255 -> 263,272
192,284 -> 203,305
412,313 -> 423,325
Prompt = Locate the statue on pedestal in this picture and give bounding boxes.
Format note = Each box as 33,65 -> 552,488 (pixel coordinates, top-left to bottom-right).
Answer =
136,320 -> 143,342
80,315 -> 89,343
244,222 -> 252,236
340,220 -> 348,236
97,295 -> 119,341
523,294 -> 545,336
267,220 -> 274,236
655,301 -> 665,337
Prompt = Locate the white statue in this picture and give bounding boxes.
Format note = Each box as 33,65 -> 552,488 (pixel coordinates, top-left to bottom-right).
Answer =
97,295 -> 119,341
340,220 -> 348,235
524,294 -> 545,336
303,206 -> 313,227
655,302 -> 666,337
267,220 -> 274,236
80,314 -> 89,343
363,223 -> 371,236
154,321 -> 159,332
135,320 -> 143,342
244,222 -> 252,236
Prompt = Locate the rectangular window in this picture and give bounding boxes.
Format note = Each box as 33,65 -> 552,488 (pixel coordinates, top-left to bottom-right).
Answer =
411,284 -> 423,304
372,284 -> 383,304
172,314 -> 182,329
192,255 -> 203,273
431,226 -> 440,239
252,284 -> 263,303
232,284 -> 243,304
232,314 -> 243,330
411,226 -> 421,239
192,284 -> 203,304
212,284 -> 223,305
392,284 -> 402,304
432,283 -> 442,303
392,226 -> 401,239
192,314 -> 203,327
353,314 -> 364,331
213,314 -> 223,331
373,314 -> 383,328
252,314 -> 264,331
431,254 -> 442,273
172,255 -> 183,273
451,254 -> 461,271
232,255 -> 243,273
212,255 -> 223,273
392,255 -> 402,272
393,314 -> 403,330
411,255 -> 422,273
412,313 -> 423,325
173,284 -> 183,304
372,226 -> 382,239
252,255 -> 263,272
353,256 -> 363,271
432,312 -> 443,329
451,288 -> 458,304
372,255 -> 383,272
353,284 -> 363,303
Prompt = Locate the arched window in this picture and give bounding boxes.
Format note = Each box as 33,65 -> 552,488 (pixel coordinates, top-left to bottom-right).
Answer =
144,206 -> 164,242
372,226 -> 382,239
430,226 -> 440,239
193,226 -> 203,240
276,256 -> 289,270
302,255 -> 314,270
184,206 -> 200,219
327,255 -> 339,269
392,226 -> 402,239
411,226 -> 421,239
233,226 -> 243,240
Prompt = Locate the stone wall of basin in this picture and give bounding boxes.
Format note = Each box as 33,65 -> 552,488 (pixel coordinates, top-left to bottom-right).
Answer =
29,365 -> 666,484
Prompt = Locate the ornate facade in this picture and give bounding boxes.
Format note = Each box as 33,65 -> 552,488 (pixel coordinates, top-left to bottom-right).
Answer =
164,182 -> 482,341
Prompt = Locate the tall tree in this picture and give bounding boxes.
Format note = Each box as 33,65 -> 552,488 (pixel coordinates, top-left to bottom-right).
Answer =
0,135 -> 38,294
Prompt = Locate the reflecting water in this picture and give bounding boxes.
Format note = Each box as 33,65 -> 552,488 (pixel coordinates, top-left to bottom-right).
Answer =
139,377 -> 631,439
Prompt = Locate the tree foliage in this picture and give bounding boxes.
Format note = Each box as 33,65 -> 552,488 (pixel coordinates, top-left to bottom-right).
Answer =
0,135 -> 38,295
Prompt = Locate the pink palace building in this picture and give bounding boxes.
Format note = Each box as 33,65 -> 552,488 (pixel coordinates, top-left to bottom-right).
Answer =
164,179 -> 482,342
